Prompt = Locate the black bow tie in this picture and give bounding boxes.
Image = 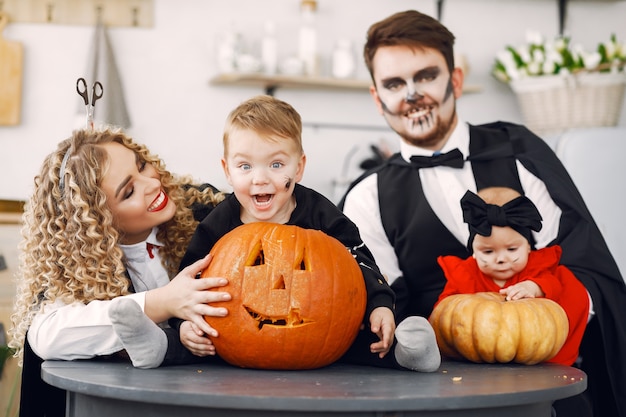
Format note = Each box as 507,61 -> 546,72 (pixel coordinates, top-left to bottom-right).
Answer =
409,148 -> 465,169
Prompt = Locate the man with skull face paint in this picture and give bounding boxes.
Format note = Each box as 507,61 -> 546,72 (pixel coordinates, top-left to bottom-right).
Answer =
340,10 -> 625,417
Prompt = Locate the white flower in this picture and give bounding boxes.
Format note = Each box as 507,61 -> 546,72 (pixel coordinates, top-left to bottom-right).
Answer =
517,46 -> 531,64
616,41 -> 626,59
492,31 -> 624,83
546,48 -> 563,65
493,69 -> 509,83
525,29 -> 543,46
497,50 -> 516,67
603,41 -> 616,58
532,48 -> 545,63
527,61 -> 542,75
554,37 -> 568,52
572,43 -> 586,55
542,60 -> 557,74
582,52 -> 602,70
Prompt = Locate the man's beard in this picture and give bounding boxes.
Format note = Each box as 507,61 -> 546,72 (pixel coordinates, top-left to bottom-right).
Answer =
402,108 -> 457,148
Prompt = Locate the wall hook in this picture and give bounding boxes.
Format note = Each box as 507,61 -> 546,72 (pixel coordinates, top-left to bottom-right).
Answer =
96,5 -> 103,24
46,3 -> 54,23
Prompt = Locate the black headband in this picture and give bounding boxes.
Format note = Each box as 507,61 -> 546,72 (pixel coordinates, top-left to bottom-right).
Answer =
461,190 -> 543,251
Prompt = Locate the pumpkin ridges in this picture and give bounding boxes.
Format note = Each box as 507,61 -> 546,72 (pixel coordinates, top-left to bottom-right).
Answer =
201,223 -> 366,369
548,299 -> 568,357
531,300 -> 559,363
451,295 -> 481,362
472,295 -> 501,363
430,295 -> 465,360
497,300 -> 520,363
309,234 -> 345,366
543,299 -> 569,359
514,300 -> 535,364
430,292 -> 569,365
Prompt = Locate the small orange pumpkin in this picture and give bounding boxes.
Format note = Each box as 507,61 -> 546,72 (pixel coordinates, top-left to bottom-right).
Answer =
200,222 -> 367,370
429,292 -> 569,365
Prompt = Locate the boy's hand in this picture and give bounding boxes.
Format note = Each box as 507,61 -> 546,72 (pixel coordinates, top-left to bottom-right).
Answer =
368,306 -> 396,358
180,320 -> 217,357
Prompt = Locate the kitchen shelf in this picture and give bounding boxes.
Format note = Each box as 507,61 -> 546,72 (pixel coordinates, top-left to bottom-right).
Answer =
209,73 -> 482,96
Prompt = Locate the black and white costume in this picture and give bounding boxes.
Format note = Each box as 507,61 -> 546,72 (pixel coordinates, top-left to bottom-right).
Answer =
341,120 -> 625,417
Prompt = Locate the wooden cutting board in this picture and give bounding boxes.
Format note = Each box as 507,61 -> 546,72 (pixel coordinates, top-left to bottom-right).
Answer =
0,11 -> 23,126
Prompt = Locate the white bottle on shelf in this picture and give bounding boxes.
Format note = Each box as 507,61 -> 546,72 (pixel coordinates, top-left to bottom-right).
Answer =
261,20 -> 278,75
298,0 -> 318,77
216,25 -> 242,73
332,38 -> 356,79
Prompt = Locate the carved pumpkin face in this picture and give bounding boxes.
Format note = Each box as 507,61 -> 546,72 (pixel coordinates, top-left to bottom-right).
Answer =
201,222 -> 367,370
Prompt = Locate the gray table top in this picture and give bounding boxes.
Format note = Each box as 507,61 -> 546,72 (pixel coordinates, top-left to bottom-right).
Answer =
42,359 -> 586,413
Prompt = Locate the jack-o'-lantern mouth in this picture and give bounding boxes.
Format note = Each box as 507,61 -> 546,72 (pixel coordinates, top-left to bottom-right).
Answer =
244,306 -> 313,330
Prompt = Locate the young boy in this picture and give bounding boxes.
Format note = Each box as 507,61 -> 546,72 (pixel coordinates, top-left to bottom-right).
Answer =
435,187 -> 589,366
179,95 -> 440,372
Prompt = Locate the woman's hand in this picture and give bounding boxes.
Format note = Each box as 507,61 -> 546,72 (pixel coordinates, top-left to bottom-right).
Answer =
144,254 -> 231,336
180,320 -> 217,356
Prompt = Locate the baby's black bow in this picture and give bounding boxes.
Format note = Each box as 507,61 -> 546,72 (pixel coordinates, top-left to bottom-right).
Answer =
461,190 -> 543,240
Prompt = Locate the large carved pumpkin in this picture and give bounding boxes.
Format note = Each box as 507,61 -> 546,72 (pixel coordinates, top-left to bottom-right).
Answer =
200,222 -> 367,370
429,292 -> 568,365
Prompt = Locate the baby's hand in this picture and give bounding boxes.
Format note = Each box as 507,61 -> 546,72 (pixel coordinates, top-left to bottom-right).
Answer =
368,306 -> 396,358
180,320 -> 217,357
500,280 -> 544,301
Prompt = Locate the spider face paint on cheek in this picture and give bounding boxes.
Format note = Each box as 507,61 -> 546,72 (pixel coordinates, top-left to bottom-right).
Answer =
284,177 -> 292,191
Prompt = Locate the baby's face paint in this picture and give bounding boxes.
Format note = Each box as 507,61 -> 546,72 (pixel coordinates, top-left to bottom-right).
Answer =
471,226 -> 531,281
284,177 -> 292,191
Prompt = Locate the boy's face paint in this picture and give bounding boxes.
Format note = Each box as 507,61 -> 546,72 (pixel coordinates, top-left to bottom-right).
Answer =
370,45 -> 461,150
221,128 -> 305,225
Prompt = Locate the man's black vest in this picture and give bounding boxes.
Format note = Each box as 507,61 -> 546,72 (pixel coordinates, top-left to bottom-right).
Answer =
377,124 -> 523,321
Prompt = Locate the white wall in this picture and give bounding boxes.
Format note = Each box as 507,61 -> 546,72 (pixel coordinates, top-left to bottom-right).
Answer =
1,0 -> 625,202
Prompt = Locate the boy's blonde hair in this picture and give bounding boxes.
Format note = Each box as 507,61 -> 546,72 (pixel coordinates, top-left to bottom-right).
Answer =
223,95 -> 304,157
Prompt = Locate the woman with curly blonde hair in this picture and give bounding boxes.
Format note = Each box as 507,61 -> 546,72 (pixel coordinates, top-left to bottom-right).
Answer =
9,128 -> 229,417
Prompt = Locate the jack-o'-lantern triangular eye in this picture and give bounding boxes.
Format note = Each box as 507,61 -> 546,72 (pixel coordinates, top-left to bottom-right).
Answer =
247,241 -> 265,266
201,223 -> 367,370
296,248 -> 306,271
